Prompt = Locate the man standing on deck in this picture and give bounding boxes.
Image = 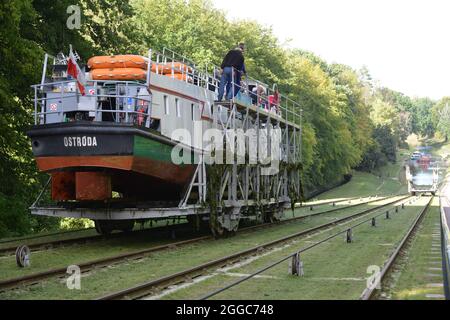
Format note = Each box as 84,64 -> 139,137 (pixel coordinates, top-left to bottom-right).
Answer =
217,43 -> 246,101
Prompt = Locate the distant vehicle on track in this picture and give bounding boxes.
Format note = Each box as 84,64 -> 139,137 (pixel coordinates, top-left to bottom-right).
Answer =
405,161 -> 439,196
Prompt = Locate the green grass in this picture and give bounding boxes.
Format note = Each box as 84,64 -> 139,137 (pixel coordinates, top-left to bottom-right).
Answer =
388,197 -> 444,300
161,197 -> 430,300
315,151 -> 408,202
0,196 -> 405,299
317,171 -> 406,201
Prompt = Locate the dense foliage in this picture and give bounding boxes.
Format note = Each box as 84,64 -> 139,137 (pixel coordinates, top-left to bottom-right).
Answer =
0,0 -> 442,236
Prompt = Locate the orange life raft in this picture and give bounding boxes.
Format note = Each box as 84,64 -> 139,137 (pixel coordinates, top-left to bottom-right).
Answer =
88,55 -> 149,70
91,68 -> 147,81
88,55 -> 193,81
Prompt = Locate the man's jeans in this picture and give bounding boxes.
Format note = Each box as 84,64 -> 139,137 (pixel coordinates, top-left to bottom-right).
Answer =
234,71 -> 242,98
217,67 -> 233,101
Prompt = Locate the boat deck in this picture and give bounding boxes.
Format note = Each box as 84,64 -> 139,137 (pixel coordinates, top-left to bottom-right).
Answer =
215,100 -> 301,130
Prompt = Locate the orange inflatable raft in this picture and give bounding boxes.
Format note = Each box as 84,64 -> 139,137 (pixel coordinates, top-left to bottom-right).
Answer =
88,55 -> 162,73
88,55 -> 149,70
91,68 -> 147,81
87,54 -> 193,81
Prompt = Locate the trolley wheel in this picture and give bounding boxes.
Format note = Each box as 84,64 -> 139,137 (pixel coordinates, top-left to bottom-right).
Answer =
15,245 -> 31,267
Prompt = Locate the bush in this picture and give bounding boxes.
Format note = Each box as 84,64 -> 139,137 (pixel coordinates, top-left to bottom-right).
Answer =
60,218 -> 94,230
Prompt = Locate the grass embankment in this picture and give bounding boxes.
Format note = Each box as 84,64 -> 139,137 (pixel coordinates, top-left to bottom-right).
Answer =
315,150 -> 408,201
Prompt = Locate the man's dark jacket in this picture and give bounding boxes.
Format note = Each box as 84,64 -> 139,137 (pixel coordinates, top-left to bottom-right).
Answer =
221,49 -> 245,72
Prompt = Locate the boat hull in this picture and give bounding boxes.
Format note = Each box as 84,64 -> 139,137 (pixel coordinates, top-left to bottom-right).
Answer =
27,122 -> 195,202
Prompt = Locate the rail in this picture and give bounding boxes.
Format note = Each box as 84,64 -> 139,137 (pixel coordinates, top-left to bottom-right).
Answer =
440,196 -> 450,299
360,196 -> 432,300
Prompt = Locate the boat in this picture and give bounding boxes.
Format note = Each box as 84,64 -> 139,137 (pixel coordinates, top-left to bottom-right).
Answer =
27,48 -> 303,235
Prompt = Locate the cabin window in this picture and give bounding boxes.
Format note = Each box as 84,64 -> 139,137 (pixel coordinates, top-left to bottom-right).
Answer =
176,98 -> 181,117
164,95 -> 169,115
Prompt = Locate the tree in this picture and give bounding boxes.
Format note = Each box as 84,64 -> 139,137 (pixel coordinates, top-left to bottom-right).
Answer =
413,97 -> 435,137
432,97 -> 450,141
372,125 -> 397,163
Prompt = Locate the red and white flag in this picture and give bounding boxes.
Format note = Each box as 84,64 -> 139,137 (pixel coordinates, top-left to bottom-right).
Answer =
67,46 -> 86,95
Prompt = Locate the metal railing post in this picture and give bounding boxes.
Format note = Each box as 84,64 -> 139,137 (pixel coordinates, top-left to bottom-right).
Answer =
146,49 -> 152,86
40,54 -> 48,91
125,82 -> 129,124
94,81 -> 99,121
34,86 -> 38,125
146,49 -> 153,128
60,83 -> 64,122
231,67 -> 235,102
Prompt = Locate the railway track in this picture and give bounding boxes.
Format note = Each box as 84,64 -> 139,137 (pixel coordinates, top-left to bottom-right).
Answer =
360,196 -> 434,300
0,195 -> 393,256
298,194 -> 382,209
0,221 -> 189,256
95,195 -> 412,300
0,194 -> 405,292
0,227 -> 95,245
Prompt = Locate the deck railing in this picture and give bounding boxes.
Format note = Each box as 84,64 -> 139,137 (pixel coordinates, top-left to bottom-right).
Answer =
31,79 -> 152,127
32,47 -> 303,133
149,48 -> 302,127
